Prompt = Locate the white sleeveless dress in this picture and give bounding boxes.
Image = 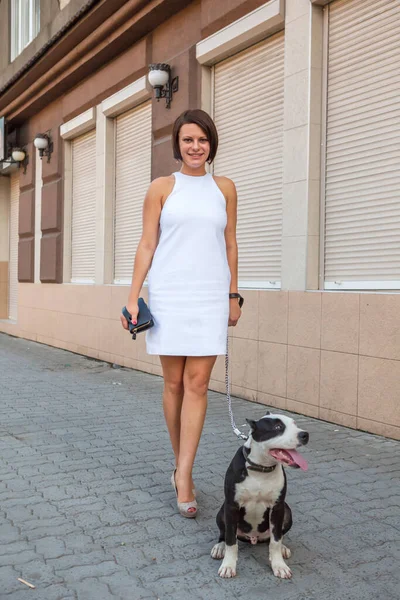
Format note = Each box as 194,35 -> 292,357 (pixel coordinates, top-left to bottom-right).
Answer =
146,171 -> 231,356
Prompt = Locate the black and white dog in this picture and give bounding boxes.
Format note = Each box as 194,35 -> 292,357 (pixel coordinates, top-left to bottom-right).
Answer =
211,413 -> 309,579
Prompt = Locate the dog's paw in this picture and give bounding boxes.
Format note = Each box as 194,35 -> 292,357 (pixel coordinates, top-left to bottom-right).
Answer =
271,561 -> 292,579
281,544 -> 291,559
218,563 -> 237,578
211,542 -> 225,560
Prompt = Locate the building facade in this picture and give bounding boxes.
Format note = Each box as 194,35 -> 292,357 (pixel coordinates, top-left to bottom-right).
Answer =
0,0 -> 399,440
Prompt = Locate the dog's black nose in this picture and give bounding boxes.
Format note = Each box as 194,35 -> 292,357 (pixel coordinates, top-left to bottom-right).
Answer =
298,431 -> 309,445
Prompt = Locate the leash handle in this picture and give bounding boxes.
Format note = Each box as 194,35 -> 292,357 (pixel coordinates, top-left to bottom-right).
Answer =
225,334 -> 248,441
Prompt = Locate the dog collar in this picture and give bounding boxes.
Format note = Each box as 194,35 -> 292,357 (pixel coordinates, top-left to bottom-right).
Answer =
242,447 -> 277,473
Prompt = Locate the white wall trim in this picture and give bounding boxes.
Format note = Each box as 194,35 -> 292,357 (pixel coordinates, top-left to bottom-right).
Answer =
319,4 -> 329,290
324,281 -> 400,291
62,141 -> 73,283
34,149 -> 42,283
0,177 -> 10,263
60,108 -> 96,140
95,107 -> 115,285
101,76 -> 150,118
196,0 -> 285,66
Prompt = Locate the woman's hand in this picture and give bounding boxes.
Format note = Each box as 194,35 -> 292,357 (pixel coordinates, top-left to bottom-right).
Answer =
228,298 -> 242,326
120,301 -> 139,330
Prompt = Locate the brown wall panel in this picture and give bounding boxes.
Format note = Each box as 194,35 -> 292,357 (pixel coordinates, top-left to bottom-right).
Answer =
17,141 -> 35,283
17,103 -> 65,284
42,180 -> 63,232
18,142 -> 35,189
18,189 -> 35,237
18,238 -> 34,282
201,0 -> 267,38
151,1 -> 201,63
19,98 -> 63,148
40,233 -> 62,283
38,116 -> 64,282
42,130 -> 63,183
62,38 -> 149,121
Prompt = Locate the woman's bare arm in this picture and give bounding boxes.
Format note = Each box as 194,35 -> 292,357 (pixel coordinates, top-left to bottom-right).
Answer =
214,175 -> 239,293
214,175 -> 241,326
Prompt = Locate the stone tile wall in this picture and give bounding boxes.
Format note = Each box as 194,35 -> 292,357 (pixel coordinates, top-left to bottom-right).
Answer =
0,284 -> 398,440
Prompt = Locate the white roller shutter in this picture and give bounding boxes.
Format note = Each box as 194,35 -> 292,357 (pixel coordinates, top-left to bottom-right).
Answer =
324,0 -> 400,289
71,130 -> 96,282
213,33 -> 284,288
8,172 -> 19,320
114,102 -> 152,283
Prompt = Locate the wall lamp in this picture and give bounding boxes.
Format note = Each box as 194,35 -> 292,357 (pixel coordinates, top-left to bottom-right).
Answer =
1,147 -> 29,174
148,63 -> 179,109
33,132 -> 53,162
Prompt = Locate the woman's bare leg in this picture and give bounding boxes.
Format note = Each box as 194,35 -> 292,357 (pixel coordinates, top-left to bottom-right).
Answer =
174,355 -> 217,503
159,356 -> 186,466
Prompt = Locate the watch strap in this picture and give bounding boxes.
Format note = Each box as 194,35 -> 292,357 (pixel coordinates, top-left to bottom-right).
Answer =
229,293 -> 244,308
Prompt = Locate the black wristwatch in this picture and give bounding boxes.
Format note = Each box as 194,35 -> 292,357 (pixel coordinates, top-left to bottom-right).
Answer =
229,293 -> 244,308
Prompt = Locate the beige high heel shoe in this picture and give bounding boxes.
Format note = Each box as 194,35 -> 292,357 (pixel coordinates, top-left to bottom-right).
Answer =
171,469 -> 197,519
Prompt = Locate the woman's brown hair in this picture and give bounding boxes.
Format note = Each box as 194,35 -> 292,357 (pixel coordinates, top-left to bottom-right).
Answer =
172,109 -> 218,164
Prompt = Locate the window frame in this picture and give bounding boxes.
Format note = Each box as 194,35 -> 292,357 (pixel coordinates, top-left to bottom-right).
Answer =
10,0 -> 40,62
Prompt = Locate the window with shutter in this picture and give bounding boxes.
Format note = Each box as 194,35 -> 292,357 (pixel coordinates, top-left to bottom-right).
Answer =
114,102 -> 152,283
213,33 -> 285,289
324,0 -> 400,290
71,130 -> 97,283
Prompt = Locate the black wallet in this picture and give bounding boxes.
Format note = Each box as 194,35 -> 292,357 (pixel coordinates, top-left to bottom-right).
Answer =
122,298 -> 154,340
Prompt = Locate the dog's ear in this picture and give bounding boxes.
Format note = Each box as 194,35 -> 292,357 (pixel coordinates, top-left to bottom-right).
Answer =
246,419 -> 257,432
264,411 -> 271,416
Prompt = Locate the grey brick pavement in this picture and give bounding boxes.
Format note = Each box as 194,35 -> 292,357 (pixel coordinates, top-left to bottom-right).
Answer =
0,332 -> 399,600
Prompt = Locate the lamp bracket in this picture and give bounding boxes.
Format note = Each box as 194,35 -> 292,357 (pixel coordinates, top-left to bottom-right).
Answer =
156,75 -> 179,109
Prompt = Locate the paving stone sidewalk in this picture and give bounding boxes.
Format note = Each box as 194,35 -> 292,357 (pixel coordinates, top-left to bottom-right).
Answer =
0,333 -> 399,600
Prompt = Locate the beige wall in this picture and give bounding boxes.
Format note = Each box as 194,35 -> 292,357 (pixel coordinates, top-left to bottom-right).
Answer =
0,284 -> 398,441
0,176 -> 10,318
0,176 -> 9,261
0,262 -> 7,318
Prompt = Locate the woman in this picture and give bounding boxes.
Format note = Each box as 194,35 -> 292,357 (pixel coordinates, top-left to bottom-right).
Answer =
120,109 -> 241,518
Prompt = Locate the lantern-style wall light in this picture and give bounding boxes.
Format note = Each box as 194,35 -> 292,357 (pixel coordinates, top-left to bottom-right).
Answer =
33,132 -> 53,162
11,148 -> 26,163
148,63 -> 179,109
0,147 -> 29,174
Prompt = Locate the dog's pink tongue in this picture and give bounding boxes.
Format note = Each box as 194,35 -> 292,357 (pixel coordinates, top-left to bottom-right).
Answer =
286,449 -> 308,471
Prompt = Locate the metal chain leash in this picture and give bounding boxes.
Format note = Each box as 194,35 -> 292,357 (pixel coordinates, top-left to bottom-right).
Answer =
225,333 -> 248,441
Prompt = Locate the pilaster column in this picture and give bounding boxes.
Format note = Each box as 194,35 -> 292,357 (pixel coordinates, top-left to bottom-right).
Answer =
281,0 -> 324,290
